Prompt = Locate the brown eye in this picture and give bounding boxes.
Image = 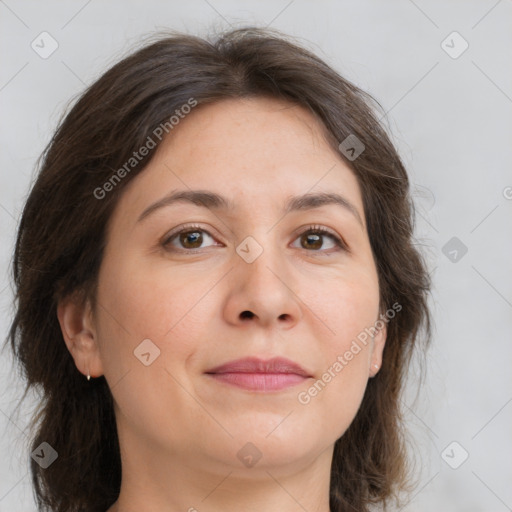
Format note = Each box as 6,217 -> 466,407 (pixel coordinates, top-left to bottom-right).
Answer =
300,232 -> 323,250
163,224 -> 346,254
163,225 -> 218,251
178,230 -> 204,249
292,226 -> 346,252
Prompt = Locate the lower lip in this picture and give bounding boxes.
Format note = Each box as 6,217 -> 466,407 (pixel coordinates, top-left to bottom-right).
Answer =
207,372 -> 308,391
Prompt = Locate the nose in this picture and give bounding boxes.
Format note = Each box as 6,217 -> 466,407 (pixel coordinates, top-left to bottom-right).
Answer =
222,241 -> 303,331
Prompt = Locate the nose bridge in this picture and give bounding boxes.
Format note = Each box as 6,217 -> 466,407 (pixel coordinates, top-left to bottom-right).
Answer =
226,229 -> 302,328
237,231 -> 284,296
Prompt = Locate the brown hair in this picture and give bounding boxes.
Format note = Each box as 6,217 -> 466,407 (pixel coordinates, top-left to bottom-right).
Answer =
6,26 -> 431,512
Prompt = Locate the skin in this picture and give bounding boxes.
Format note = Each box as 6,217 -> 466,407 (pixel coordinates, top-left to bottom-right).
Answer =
58,96 -> 386,512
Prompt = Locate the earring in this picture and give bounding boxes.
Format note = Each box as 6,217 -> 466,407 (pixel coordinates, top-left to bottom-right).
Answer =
87,373 -> 91,381
373,364 -> 379,370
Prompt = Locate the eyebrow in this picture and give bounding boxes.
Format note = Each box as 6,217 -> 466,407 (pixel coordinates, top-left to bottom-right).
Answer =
137,189 -> 364,227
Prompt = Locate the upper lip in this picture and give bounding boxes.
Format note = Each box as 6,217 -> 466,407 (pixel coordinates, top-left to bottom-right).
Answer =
205,357 -> 312,378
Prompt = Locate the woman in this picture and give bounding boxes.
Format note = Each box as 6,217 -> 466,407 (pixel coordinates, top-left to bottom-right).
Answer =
7,26 -> 431,512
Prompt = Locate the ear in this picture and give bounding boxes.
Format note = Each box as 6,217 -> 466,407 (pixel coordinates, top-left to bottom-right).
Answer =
369,320 -> 387,378
57,292 -> 104,379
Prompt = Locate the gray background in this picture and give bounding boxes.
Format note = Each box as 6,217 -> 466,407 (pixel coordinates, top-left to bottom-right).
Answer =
1,1 -> 511,510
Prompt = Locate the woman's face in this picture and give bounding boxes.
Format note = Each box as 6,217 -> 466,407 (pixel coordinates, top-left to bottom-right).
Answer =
78,97 -> 385,475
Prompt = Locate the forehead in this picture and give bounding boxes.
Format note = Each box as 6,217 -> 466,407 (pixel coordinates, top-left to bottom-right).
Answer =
113,96 -> 365,225
168,96 -> 337,165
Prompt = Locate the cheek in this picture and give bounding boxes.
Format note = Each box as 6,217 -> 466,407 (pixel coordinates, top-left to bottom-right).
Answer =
94,251 -> 219,384
93,256 -> 215,440
296,274 -> 379,429
311,268 -> 380,344
97,251 -> 202,336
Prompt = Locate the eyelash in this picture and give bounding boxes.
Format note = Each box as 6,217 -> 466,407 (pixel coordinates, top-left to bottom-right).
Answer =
162,223 -> 348,254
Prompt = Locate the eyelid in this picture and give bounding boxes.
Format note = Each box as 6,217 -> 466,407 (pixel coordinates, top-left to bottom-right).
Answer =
161,222 -> 222,248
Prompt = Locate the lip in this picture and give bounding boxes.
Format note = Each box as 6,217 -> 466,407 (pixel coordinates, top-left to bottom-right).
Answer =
205,357 -> 312,392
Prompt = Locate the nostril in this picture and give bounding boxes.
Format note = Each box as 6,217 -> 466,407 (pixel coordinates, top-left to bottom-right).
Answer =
240,311 -> 254,319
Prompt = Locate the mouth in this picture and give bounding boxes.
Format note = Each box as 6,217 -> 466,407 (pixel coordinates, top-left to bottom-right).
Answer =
204,356 -> 312,392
